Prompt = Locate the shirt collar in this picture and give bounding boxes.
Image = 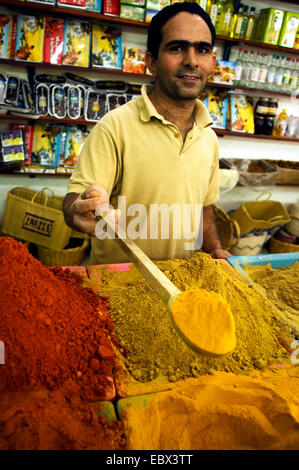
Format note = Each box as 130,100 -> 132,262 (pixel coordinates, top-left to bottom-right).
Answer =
138,84 -> 213,128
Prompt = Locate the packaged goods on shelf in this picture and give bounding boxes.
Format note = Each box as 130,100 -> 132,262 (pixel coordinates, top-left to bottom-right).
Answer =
0,73 -> 6,104
122,47 -> 145,74
9,124 -> 34,164
43,18 -> 64,65
121,0 -> 146,5
91,23 -> 122,69
35,83 -> 50,115
86,0 -> 102,11
84,89 -> 107,121
0,129 -> 25,164
146,0 -> 170,11
27,0 -> 56,4
209,59 -> 236,85
278,11 -> 299,48
15,15 -> 45,63
120,4 -> 145,21
202,88 -> 228,130
254,8 -> 284,45
57,0 -> 86,7
51,85 -> 67,119
230,159 -> 278,187
5,76 -> 20,105
31,123 -> 61,167
64,126 -> 86,168
107,93 -> 126,111
1,145 -> 25,164
0,14 -> 11,59
145,9 -> 159,22
103,0 -> 120,16
229,93 -> 254,134
62,20 -> 91,68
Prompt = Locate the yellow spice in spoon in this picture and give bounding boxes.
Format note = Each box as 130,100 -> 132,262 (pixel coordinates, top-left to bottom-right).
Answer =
170,289 -> 236,357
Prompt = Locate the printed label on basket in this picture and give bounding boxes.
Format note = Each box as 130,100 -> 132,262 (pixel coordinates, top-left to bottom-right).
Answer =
22,212 -> 54,237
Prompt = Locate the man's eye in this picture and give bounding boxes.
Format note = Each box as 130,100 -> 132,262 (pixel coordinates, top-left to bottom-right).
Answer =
169,44 -> 184,52
197,47 -> 212,54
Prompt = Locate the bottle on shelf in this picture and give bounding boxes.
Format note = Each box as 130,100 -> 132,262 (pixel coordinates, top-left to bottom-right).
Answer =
218,0 -> 234,37
232,3 -> 244,39
248,50 -> 261,88
209,0 -> 218,27
254,97 -> 269,135
230,1 -> 242,38
289,58 -> 298,92
265,54 -> 277,91
282,57 -> 292,93
272,56 -> 284,92
244,6 -> 256,40
257,52 -> 269,90
273,108 -> 288,137
198,0 -> 208,11
240,49 -> 254,87
239,4 -> 249,39
233,47 -> 245,86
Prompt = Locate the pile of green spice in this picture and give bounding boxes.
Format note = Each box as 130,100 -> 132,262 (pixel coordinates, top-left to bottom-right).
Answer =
88,253 -> 290,383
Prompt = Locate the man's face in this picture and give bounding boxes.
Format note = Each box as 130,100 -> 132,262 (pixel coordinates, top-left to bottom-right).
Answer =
146,12 -> 216,101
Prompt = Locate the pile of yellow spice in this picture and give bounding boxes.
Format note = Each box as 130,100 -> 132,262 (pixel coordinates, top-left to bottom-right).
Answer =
87,253 -> 292,383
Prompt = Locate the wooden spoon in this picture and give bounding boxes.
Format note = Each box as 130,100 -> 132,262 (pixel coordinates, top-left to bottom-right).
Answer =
96,209 -> 236,357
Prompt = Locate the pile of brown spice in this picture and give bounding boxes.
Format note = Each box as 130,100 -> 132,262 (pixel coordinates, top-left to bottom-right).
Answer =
91,253 -> 291,383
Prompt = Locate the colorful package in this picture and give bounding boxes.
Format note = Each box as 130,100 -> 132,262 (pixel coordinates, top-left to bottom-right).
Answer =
145,0 -> 170,10
278,11 -> 299,48
122,47 -> 145,74
27,0 -> 56,4
15,16 -> 45,62
8,15 -> 18,59
145,9 -> 159,22
10,124 -> 34,164
62,20 -> 91,67
0,14 -> 11,59
204,88 -> 229,130
1,129 -> 23,147
230,93 -> 254,134
5,76 -> 20,105
86,0 -> 102,11
92,24 -> 122,69
64,127 -> 86,168
209,60 -> 236,85
57,0 -> 86,7
1,145 -> 25,163
0,73 -> 7,104
84,89 -> 107,121
31,123 -> 61,167
121,0 -> 146,5
43,18 -> 64,65
120,5 -> 145,21
103,0 -> 120,16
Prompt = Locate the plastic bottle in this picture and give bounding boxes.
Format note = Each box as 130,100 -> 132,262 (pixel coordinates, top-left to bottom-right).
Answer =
198,0 -> 208,11
282,57 -> 292,93
233,47 -> 245,85
289,58 -> 298,92
230,2 -> 242,38
233,3 -> 244,39
241,49 -> 254,87
257,52 -> 269,90
221,0 -> 234,36
273,56 -> 283,92
249,50 -> 262,88
244,6 -> 256,40
209,0 -> 218,27
266,54 -> 277,91
273,109 -> 288,137
239,5 -> 249,39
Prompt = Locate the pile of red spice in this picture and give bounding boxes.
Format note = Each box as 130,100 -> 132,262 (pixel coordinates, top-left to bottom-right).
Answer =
0,236 -> 126,450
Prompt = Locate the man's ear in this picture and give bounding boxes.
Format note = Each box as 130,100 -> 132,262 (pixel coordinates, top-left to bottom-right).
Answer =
145,51 -> 157,77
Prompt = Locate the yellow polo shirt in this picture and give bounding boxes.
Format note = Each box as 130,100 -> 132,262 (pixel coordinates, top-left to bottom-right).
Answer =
68,85 -> 219,264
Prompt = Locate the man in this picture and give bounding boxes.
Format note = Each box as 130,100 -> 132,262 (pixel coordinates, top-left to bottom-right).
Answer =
63,2 -> 230,264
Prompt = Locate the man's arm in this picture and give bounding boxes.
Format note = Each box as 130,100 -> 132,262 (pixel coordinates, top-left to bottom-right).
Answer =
202,205 -> 231,259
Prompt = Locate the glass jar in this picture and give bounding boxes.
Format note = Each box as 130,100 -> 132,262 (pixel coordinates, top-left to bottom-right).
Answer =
267,98 -> 278,117
254,115 -> 266,134
264,116 -> 274,135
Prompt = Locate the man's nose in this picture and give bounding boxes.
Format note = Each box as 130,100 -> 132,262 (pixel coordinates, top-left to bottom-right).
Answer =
182,46 -> 198,68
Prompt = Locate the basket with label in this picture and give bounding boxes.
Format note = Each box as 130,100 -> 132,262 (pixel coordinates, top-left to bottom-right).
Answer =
2,187 -> 72,251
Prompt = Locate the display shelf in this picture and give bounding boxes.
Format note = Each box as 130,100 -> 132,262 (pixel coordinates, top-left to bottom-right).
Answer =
1,1 -> 298,55
215,129 -> 299,142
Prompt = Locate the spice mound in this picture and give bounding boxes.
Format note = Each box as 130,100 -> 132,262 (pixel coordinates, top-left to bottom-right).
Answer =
170,289 -> 236,357
0,237 -> 117,402
95,253 -> 290,383
120,367 -> 299,450
0,390 -> 126,450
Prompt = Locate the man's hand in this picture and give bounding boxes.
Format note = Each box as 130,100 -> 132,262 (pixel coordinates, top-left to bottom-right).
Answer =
63,184 -> 119,237
209,248 -> 232,260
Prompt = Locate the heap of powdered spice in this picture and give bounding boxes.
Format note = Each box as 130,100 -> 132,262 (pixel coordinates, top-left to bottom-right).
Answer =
0,236 -> 118,403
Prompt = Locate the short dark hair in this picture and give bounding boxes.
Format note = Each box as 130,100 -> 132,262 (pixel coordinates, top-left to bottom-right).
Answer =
147,2 -> 216,59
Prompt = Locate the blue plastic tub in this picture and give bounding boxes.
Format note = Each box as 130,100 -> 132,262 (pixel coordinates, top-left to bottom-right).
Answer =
226,252 -> 299,272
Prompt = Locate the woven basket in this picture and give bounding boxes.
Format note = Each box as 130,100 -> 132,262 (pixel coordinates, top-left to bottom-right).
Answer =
214,205 -> 240,250
2,187 -> 72,251
269,236 -> 299,254
37,238 -> 89,268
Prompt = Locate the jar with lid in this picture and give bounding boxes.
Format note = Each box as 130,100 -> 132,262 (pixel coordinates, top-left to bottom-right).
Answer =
267,98 -> 278,117
254,97 -> 269,134
264,116 -> 274,135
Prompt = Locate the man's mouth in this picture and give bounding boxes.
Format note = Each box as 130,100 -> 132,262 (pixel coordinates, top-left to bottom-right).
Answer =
176,74 -> 202,82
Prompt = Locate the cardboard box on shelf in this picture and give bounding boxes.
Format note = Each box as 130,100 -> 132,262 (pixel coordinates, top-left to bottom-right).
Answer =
92,23 -> 122,69
0,14 -> 12,59
230,94 -> 254,134
103,0 -> 120,16
43,17 -> 64,65
120,4 -> 145,21
15,15 -> 45,63
86,0 -> 102,11
62,20 -> 91,67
